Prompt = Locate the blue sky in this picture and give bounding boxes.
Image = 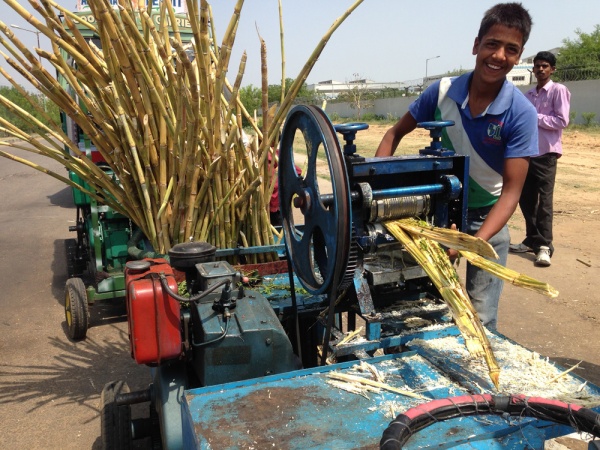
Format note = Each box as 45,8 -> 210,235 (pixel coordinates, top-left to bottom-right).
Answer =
2,0 -> 599,89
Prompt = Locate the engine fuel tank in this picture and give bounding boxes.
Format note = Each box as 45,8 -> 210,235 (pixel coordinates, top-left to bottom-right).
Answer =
125,259 -> 182,365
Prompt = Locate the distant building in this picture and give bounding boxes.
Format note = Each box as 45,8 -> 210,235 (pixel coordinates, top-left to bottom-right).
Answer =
307,79 -> 414,99
507,64 -> 534,86
310,55 -> 553,97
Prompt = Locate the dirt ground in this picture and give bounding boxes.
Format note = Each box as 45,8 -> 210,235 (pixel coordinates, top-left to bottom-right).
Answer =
0,126 -> 598,449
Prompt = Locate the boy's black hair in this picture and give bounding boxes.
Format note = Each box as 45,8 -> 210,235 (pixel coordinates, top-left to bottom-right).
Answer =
478,2 -> 533,45
533,51 -> 557,67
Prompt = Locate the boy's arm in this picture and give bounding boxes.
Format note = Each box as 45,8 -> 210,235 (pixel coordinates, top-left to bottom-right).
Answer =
375,112 -> 417,157
475,156 -> 529,242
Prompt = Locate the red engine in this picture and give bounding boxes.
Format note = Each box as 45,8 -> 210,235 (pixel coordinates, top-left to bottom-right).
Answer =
124,259 -> 182,365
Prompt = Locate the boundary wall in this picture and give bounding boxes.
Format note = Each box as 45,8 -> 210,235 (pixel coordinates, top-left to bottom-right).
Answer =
325,80 -> 600,125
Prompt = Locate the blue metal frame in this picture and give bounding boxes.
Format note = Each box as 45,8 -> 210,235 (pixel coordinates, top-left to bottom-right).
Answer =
152,362 -> 187,450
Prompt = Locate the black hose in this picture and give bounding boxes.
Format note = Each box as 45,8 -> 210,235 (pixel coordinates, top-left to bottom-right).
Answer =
380,394 -> 600,449
157,274 -> 232,347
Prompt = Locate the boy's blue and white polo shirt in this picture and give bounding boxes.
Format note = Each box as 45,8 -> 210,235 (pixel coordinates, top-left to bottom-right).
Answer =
409,72 -> 538,209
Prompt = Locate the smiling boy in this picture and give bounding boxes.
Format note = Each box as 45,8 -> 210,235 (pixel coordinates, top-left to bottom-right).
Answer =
376,3 -> 538,329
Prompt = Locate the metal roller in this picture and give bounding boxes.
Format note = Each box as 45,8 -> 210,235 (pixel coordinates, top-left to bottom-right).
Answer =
369,195 -> 430,222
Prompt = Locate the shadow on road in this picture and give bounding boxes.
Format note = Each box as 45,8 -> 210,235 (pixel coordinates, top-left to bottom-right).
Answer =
47,186 -> 75,209
0,325 -> 153,448
0,326 -> 132,414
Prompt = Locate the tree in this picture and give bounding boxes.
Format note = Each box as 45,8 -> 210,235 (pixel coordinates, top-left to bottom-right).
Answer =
338,73 -> 375,120
0,86 -> 59,135
444,68 -> 470,77
238,84 -> 262,126
238,79 -> 323,128
555,24 -> 600,81
268,77 -> 320,105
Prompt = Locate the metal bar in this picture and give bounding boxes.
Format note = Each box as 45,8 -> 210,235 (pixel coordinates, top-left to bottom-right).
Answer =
115,389 -> 151,406
320,183 -> 444,207
371,183 -> 445,199
215,243 -> 285,257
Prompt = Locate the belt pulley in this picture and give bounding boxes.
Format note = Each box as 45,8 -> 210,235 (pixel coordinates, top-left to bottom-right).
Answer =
278,105 -> 353,295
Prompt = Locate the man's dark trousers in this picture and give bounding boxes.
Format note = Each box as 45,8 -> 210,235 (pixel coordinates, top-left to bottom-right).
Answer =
519,153 -> 557,255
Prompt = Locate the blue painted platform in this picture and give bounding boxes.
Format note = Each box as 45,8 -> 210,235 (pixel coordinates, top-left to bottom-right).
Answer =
181,332 -> 600,449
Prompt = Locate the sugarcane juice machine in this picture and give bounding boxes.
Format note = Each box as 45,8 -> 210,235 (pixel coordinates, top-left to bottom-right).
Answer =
277,105 -> 467,359
114,105 -> 473,448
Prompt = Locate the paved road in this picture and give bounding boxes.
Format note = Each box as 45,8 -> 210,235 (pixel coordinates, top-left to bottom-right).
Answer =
0,141 -> 150,449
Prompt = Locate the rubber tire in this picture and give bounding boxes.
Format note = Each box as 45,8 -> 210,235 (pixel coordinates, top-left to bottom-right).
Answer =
64,277 -> 89,340
101,381 -> 132,450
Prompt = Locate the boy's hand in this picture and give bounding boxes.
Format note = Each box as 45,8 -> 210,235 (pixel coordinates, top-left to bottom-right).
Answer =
447,223 -> 459,262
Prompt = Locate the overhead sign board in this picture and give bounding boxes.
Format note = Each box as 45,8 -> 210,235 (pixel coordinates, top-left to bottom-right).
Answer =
73,1 -> 192,34
77,0 -> 187,14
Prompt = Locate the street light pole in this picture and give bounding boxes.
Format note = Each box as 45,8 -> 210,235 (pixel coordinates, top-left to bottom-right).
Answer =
11,24 -> 42,63
425,55 -> 441,85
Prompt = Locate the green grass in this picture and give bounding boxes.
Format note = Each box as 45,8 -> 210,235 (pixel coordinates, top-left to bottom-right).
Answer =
566,124 -> 600,134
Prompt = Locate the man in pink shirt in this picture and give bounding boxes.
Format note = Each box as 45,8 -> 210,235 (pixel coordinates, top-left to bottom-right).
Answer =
509,51 -> 571,266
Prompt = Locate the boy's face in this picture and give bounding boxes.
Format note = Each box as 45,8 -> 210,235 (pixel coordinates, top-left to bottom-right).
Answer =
533,59 -> 556,84
472,24 -> 524,86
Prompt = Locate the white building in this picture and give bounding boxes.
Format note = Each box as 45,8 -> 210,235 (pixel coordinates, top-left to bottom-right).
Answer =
307,79 -> 413,99
507,64 -> 534,85
309,60 -> 537,97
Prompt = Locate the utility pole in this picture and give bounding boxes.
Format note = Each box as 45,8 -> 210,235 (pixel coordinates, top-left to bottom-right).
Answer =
425,55 -> 441,85
11,24 -> 42,63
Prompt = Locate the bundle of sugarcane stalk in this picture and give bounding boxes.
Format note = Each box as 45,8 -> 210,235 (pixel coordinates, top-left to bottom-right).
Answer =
0,0 -> 364,260
385,218 -> 559,389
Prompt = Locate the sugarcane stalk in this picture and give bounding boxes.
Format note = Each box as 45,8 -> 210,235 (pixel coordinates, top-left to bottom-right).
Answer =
224,52 -> 247,136
162,0 -> 181,44
215,0 -> 243,123
327,372 -> 426,400
460,250 -> 559,298
278,0 -> 286,106
259,29 -> 269,139
385,221 -> 500,389
0,149 -> 130,218
0,96 -> 118,199
221,73 -> 263,139
396,218 -> 498,259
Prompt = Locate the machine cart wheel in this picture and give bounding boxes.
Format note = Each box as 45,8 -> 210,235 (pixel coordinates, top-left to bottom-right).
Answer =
101,380 -> 132,449
64,277 -> 89,340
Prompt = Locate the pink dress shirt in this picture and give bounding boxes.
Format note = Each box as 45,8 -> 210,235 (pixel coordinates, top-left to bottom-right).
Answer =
525,80 -> 571,158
